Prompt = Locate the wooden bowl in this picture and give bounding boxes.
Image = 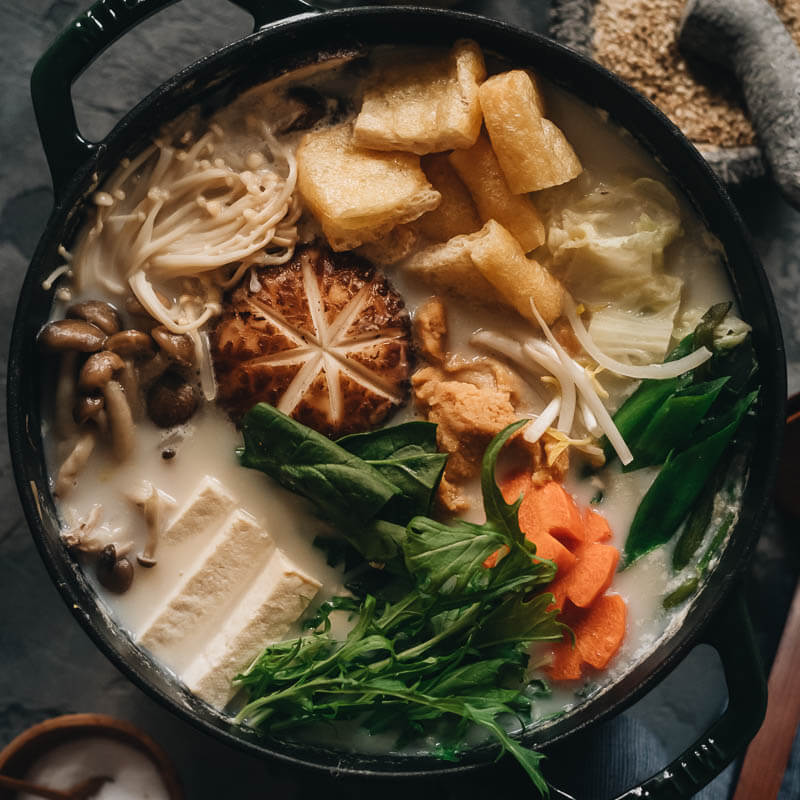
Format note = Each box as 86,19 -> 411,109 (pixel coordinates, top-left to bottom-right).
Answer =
0,714 -> 183,800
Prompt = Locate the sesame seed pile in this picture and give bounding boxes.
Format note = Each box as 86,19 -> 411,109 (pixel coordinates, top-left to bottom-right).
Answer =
592,0 -> 800,149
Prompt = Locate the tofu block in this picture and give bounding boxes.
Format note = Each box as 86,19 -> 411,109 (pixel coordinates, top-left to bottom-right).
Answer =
469,220 -> 564,326
297,123 -> 440,251
479,70 -> 583,193
448,132 -> 545,252
416,154 -> 482,242
353,40 -> 486,155
138,510 -> 275,657
182,550 -> 321,709
403,229 -> 504,306
163,476 -> 237,545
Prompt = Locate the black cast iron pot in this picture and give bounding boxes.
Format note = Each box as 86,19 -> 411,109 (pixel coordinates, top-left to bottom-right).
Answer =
6,1 -> 787,797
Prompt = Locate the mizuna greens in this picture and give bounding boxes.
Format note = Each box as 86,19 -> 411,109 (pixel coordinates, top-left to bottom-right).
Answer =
611,303 -> 758,568
237,417 -> 564,795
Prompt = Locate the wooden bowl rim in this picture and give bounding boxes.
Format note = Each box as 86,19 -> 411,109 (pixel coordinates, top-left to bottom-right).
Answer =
0,713 -> 183,800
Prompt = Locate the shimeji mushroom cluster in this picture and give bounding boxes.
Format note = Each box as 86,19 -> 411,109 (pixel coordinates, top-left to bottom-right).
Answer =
38,299 -> 202,592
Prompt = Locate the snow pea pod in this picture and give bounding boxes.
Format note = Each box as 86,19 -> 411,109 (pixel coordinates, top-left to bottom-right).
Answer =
624,376 -> 730,471
622,391 -> 756,568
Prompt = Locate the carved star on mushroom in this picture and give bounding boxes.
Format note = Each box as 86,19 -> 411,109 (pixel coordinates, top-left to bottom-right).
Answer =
211,244 -> 411,437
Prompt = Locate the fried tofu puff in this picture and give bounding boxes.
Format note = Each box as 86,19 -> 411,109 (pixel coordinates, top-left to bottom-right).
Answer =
403,220 -> 564,326
296,124 -> 440,252
479,70 -> 583,194
353,40 -> 486,155
448,132 -> 546,252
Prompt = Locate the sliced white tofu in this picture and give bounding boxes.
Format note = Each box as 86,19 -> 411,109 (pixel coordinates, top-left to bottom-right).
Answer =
181,550 -> 321,709
162,475 -> 237,545
137,510 -> 275,663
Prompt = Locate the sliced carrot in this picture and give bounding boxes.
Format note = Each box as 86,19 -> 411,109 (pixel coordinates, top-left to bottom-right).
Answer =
542,574 -> 570,614
482,545 -> 509,569
527,529 -> 577,574
565,543 -> 620,608
498,468 -> 531,504
575,594 -> 627,670
548,637 -> 582,681
524,481 -> 584,544
584,508 -> 612,543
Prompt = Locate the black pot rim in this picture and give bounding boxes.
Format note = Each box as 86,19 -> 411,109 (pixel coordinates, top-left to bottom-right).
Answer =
7,3 -> 787,782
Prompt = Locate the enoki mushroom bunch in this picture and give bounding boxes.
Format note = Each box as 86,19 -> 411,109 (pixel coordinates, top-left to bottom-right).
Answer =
69,119 -> 300,398
70,118 -> 300,399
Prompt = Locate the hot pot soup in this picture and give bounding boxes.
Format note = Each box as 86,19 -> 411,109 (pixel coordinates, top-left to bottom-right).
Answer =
37,42 -> 758,788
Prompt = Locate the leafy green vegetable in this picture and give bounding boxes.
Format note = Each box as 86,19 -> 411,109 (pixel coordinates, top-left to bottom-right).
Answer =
622,391 -> 756,567
602,376 -> 681,463
338,421 -> 448,521
239,404 -> 447,562
236,422 -> 564,796
240,404 -> 400,527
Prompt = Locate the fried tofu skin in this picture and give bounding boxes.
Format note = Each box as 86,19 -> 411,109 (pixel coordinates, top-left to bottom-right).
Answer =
296,124 -> 440,251
479,70 -> 583,193
416,154 -> 482,242
469,220 -> 564,326
413,297 -> 448,364
448,132 -> 545,252
357,224 -> 419,266
403,220 -> 563,324
403,229 -> 505,307
353,40 -> 486,155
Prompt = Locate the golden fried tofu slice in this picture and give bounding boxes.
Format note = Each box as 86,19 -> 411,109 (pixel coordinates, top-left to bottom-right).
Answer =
448,132 -> 545,252
416,154 -> 482,242
479,70 -> 582,193
356,224 -> 419,266
353,40 -> 486,155
403,228 -> 504,306
296,123 -> 441,251
469,220 -> 564,325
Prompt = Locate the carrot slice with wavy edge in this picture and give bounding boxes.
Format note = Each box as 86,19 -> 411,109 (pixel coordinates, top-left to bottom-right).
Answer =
576,593 -> 627,670
565,543 -> 620,608
584,508 -> 612,543
526,481 -> 585,543
548,637 -> 583,681
546,593 -> 627,679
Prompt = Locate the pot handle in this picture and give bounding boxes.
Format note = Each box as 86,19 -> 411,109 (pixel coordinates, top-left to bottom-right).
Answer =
612,591 -> 766,800
30,0 -> 313,200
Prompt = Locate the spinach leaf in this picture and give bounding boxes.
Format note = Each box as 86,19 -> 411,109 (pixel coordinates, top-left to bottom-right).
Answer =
338,421 -> 448,520
240,404 -> 399,528
622,390 -> 757,567
240,405 -> 447,541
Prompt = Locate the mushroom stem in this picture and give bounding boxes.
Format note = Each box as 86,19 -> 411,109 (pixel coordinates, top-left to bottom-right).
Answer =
60,503 -> 104,550
54,429 -> 96,497
118,359 -> 142,419
54,352 -> 79,439
103,380 -> 136,461
127,480 -> 166,567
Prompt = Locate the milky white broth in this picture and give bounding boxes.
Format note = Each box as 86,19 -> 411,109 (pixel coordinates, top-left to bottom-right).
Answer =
43,49 -> 739,744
